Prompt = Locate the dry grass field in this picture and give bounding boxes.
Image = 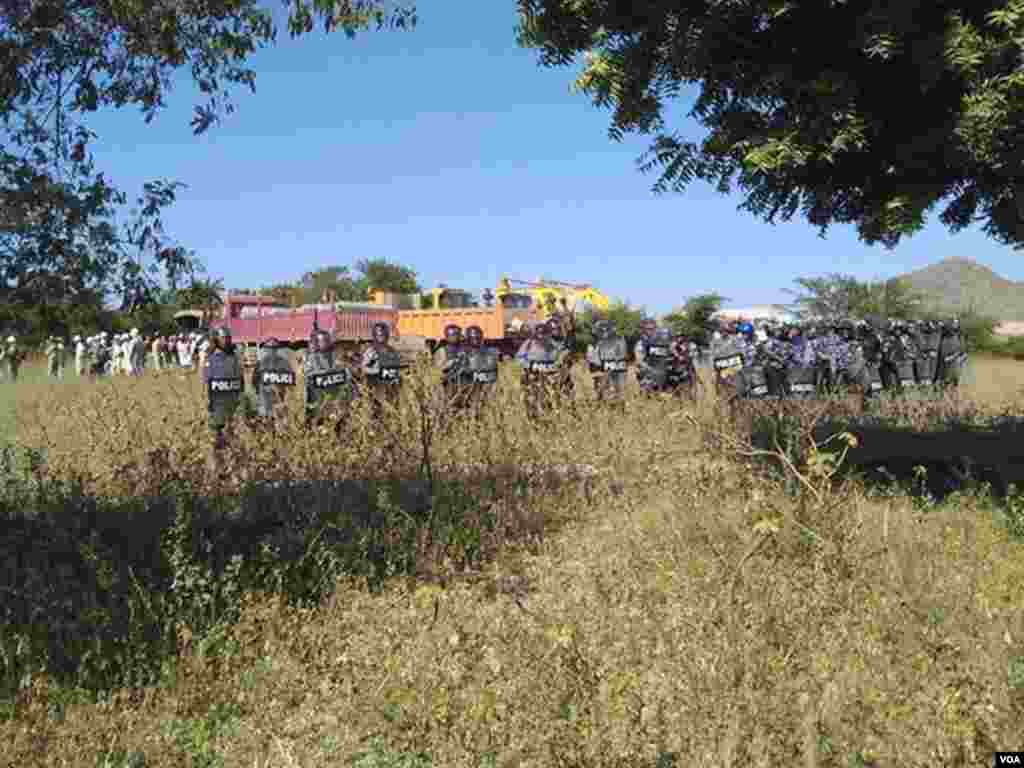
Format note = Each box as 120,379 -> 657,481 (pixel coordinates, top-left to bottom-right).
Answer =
2,356 -> 1024,768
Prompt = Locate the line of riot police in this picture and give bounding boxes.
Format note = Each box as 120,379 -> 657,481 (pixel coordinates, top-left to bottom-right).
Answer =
202,321 -> 406,463
434,324 -> 501,411
198,313 -> 970,458
705,316 -> 968,402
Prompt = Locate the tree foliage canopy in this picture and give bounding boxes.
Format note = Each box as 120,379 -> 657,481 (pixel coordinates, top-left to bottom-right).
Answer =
175,276 -> 225,311
517,0 -> 1024,248
787,273 -> 924,321
575,299 -> 648,351
241,258 -> 421,305
664,293 -> 726,345
0,0 -> 414,310
353,257 -> 420,296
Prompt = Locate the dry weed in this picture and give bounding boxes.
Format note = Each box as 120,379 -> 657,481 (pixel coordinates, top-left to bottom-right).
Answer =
1,357 -> 1023,767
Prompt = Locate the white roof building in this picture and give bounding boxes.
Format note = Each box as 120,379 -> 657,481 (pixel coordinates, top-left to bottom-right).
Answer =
712,305 -> 797,323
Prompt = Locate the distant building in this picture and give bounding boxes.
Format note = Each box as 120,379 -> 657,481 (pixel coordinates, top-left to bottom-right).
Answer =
712,305 -> 797,323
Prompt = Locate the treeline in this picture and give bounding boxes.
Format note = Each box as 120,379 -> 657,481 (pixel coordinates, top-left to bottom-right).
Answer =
0,259 -> 421,346
234,259 -> 421,306
779,273 -> 998,351
3,266 -> 1006,357
0,277 -> 224,348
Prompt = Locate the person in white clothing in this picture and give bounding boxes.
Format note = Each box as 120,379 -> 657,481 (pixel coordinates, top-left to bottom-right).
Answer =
178,336 -> 193,368
74,335 -> 86,375
150,336 -> 163,371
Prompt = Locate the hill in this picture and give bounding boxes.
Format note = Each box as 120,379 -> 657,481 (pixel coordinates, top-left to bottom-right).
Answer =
897,256 -> 1024,322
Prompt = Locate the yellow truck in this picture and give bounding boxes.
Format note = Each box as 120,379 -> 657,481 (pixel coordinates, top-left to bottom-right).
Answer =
370,287 -> 539,356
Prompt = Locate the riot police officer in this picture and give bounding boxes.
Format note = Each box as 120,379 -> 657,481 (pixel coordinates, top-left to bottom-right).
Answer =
458,324 -> 499,411
937,317 -> 966,390
635,321 -> 673,394
516,321 -> 562,419
851,320 -> 885,403
546,316 -> 576,402
362,322 -> 402,418
667,331 -> 698,398
250,337 -> 297,425
826,321 -> 857,392
888,319 -> 921,394
4,336 -> 24,382
587,319 -> 628,402
709,321 -> 749,400
758,324 -> 790,397
45,336 -> 62,379
633,319 -> 657,385
202,327 -> 244,464
304,329 -> 353,430
913,320 -> 941,387
730,322 -> 770,401
435,324 -> 465,402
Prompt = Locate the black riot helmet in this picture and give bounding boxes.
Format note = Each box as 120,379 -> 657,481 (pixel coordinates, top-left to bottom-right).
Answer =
546,316 -> 564,339
444,324 -> 462,345
835,321 -> 855,341
372,322 -> 391,344
311,329 -> 332,353
212,326 -> 232,350
465,325 -> 484,348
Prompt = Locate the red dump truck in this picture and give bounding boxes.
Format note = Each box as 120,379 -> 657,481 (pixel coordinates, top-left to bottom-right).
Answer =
181,293 -> 406,365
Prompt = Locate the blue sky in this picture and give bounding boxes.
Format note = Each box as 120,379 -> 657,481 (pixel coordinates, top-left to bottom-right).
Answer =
86,1 -> 1019,315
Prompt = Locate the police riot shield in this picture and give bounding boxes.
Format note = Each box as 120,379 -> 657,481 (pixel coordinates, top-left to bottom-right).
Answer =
207,374 -> 243,429
893,358 -> 917,390
736,365 -> 769,399
309,368 -> 352,395
785,366 -> 818,399
306,368 -> 353,419
465,349 -> 499,386
858,363 -> 883,395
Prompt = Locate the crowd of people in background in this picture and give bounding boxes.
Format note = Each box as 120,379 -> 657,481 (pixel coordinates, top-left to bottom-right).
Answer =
0,330 -> 215,381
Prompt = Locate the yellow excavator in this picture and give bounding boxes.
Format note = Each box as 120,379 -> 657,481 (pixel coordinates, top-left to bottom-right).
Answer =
495,275 -> 610,319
